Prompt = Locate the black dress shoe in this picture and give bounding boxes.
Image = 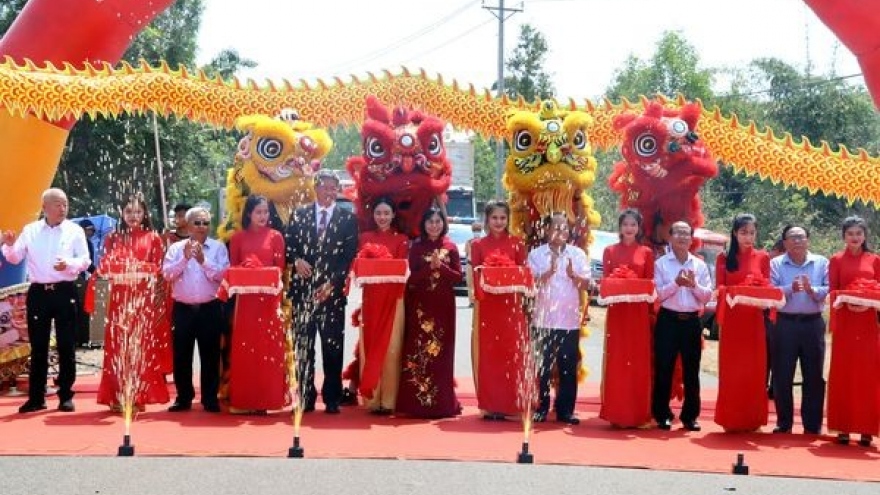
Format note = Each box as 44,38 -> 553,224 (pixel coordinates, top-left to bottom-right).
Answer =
657,419 -> 672,430
532,411 -> 547,423
18,400 -> 47,414
837,433 -> 850,445
325,404 -> 340,414
203,403 -> 221,413
858,435 -> 873,447
773,427 -> 792,434
339,389 -> 358,406
803,428 -> 820,435
682,420 -> 701,432
556,415 -> 580,425
302,402 -> 315,413
482,412 -> 507,421
57,400 -> 75,412
167,401 -> 192,412
369,407 -> 392,416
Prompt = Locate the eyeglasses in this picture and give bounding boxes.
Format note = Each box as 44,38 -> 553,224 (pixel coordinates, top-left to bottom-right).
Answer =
785,234 -> 807,241
191,221 -> 210,227
671,231 -> 692,238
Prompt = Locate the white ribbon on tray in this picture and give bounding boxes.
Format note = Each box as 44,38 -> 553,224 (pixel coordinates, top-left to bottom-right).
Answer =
597,290 -> 657,306
832,293 -> 880,311
725,292 -> 786,309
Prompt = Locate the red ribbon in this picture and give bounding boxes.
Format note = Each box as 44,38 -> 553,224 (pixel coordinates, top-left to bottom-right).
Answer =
846,278 -> 880,291
608,264 -> 638,279
357,243 -> 393,259
484,252 -> 515,267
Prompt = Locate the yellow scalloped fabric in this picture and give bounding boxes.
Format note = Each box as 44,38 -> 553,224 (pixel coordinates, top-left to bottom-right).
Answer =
1,59 -> 879,204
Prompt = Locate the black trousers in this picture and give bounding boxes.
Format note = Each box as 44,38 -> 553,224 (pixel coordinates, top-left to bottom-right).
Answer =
74,276 -> 91,346
26,282 -> 78,402
532,327 -> 579,418
292,296 -> 346,407
770,314 -> 826,432
652,307 -> 702,423
171,300 -> 223,406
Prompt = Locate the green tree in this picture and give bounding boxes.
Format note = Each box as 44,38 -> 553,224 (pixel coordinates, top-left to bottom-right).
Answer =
606,31 -> 714,103
476,23 -> 556,201
0,0 -> 26,35
502,24 -> 555,102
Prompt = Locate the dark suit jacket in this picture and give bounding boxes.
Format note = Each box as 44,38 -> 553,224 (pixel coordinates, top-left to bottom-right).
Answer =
284,203 -> 358,303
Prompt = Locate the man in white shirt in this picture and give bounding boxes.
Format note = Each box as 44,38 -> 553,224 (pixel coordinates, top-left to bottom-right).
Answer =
1,188 -> 91,413
527,213 -> 591,425
652,221 -> 712,432
162,207 -> 229,413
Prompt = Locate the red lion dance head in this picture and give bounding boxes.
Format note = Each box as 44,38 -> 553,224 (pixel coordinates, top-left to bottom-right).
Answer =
608,101 -> 718,249
346,95 -> 452,237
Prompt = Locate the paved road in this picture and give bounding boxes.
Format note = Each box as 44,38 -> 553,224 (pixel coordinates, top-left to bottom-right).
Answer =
1,457 -> 876,495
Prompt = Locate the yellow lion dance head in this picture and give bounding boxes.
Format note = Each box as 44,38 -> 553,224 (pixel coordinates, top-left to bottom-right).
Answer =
503,100 -> 601,249
218,110 -> 333,240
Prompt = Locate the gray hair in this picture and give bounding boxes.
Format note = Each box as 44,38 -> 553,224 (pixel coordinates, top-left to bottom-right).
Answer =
185,206 -> 211,223
314,169 -> 341,186
41,188 -> 67,204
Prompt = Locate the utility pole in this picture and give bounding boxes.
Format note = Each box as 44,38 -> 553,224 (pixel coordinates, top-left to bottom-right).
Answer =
483,0 -> 522,199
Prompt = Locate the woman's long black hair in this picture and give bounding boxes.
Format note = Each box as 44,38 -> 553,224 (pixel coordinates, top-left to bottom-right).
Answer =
725,213 -> 757,272
841,215 -> 871,252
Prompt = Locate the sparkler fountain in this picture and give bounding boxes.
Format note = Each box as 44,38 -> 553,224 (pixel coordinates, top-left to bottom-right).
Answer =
109,262 -> 160,457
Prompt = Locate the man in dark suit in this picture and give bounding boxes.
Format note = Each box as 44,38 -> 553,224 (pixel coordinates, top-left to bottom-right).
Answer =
285,170 -> 358,414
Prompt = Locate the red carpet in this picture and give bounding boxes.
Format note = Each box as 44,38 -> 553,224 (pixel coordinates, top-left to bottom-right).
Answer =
0,374 -> 877,481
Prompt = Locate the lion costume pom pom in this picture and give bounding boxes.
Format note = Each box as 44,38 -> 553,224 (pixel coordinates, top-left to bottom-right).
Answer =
217,110 -> 333,240
608,101 -> 718,249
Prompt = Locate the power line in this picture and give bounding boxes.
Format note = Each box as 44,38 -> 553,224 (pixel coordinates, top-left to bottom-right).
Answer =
715,72 -> 864,100
400,19 -> 495,65
314,1 -> 478,75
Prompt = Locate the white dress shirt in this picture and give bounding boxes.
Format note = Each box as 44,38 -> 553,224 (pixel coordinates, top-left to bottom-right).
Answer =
527,243 -> 590,330
1,219 -> 91,283
315,202 -> 336,234
162,238 -> 229,304
654,251 -> 713,312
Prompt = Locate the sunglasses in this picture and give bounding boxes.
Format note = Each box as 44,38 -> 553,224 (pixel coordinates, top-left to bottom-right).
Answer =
191,220 -> 211,227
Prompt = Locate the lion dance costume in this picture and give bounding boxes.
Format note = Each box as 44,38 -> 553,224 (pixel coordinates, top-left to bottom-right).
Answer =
218,110 -> 333,239
503,100 -> 601,249
608,101 -> 718,249
346,95 -> 452,237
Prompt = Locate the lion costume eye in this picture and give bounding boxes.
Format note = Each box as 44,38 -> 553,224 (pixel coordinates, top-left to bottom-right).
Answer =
426,133 -> 443,157
256,138 -> 283,160
365,137 -> 386,159
634,132 -> 658,158
666,118 -> 689,138
514,129 -> 533,152
572,129 -> 587,150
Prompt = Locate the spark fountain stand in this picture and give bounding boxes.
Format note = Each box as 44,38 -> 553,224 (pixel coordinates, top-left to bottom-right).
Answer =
104,262 -> 160,457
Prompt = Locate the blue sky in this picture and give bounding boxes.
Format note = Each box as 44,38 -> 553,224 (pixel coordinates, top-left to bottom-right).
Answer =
196,0 -> 862,101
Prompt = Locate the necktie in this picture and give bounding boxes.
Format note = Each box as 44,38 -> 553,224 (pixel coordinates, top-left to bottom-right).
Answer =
318,209 -> 328,235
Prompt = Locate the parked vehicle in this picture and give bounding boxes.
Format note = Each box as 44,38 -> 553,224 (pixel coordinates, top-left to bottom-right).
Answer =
446,222 -> 480,296
587,230 -> 620,302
